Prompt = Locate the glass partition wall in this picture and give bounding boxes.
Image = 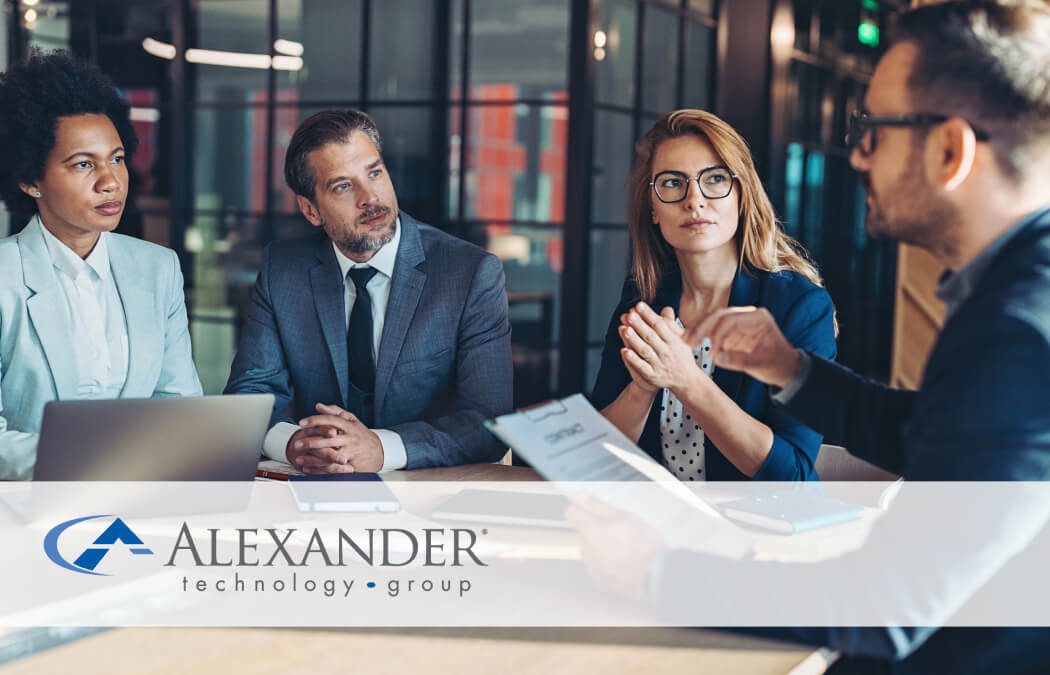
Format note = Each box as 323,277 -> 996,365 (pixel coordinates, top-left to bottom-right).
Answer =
768,0 -> 902,378
6,0 -> 898,406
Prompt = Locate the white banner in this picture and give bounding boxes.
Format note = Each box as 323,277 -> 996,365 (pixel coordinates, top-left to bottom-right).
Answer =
1,480 -> 1048,628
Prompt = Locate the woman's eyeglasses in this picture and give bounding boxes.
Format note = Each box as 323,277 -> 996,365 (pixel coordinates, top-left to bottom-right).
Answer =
650,166 -> 738,203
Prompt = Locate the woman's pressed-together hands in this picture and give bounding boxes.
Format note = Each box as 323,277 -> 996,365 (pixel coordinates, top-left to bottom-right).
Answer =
618,302 -> 707,395
619,301 -> 803,391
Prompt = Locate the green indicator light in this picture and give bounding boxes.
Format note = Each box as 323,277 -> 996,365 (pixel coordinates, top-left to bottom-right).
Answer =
861,0 -> 880,12
858,21 -> 880,47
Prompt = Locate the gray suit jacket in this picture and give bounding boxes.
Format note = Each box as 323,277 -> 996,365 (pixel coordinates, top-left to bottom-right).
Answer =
224,213 -> 513,468
0,216 -> 203,479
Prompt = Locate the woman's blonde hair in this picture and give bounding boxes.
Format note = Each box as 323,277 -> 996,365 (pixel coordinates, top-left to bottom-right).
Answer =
628,109 -> 825,301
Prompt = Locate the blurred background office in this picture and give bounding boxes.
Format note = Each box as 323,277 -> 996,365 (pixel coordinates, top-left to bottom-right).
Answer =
2,0 -> 925,407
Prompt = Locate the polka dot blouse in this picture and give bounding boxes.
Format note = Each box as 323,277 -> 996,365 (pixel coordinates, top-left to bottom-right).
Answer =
659,328 -> 714,482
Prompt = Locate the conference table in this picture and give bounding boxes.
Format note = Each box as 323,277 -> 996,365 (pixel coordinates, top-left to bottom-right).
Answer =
0,464 -> 840,674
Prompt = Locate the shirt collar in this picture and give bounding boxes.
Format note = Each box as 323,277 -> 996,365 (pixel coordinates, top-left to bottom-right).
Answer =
936,207 -> 1048,315
38,215 -> 111,281
332,216 -> 401,280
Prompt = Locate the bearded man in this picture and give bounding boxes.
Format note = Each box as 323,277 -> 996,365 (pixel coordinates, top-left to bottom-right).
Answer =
226,109 -> 512,473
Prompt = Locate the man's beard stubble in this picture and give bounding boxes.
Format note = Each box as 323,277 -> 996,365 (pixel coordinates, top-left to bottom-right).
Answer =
332,205 -> 396,255
860,164 -> 956,253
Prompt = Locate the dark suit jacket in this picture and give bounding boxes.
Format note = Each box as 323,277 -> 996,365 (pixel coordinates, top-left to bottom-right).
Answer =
657,209 -> 1050,674
787,210 -> 1050,483
590,264 -> 837,480
224,213 -> 513,468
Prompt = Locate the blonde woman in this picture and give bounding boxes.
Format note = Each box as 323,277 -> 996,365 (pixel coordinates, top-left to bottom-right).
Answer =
591,109 -> 836,481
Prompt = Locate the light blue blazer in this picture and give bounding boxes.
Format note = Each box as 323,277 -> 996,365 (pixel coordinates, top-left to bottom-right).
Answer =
0,216 -> 202,479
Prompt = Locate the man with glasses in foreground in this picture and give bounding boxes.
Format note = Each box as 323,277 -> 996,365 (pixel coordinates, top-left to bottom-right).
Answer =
568,1 -> 1050,672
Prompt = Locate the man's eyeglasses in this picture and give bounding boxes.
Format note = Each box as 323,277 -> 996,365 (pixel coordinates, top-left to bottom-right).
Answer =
845,110 -> 991,156
650,166 -> 738,203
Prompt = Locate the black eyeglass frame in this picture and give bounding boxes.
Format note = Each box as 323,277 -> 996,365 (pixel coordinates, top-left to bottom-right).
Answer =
845,110 -> 991,155
649,166 -> 739,203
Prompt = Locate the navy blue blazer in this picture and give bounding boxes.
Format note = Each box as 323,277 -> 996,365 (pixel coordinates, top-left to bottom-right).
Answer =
771,208 -> 1050,672
590,264 -> 837,481
658,209 -> 1050,673
224,213 -> 513,468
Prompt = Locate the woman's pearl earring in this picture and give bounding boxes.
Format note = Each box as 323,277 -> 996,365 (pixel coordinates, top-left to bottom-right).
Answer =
33,191 -> 41,198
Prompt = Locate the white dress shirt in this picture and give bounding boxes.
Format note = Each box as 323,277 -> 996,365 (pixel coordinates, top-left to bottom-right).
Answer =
262,219 -> 407,471
659,320 -> 714,481
40,226 -> 129,399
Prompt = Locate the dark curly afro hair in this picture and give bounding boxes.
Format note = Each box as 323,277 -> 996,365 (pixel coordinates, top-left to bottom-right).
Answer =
0,49 -> 137,217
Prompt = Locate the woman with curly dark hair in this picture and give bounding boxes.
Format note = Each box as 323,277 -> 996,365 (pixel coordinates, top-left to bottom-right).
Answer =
0,50 -> 201,479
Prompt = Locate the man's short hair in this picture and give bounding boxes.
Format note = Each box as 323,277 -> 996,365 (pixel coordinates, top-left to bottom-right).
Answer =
284,109 -> 383,200
893,0 -> 1050,178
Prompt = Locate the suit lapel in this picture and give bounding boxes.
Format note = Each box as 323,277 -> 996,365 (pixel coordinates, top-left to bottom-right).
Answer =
374,214 -> 426,416
310,237 -> 350,407
108,238 -> 161,397
711,265 -> 762,405
650,270 -> 683,315
19,217 -> 78,400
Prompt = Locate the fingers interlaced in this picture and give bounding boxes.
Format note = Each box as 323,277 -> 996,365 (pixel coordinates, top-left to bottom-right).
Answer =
300,425 -> 338,438
300,413 -> 358,430
315,402 -> 360,423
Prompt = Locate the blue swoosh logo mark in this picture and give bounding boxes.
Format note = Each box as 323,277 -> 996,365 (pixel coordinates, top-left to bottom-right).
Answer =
43,514 -> 113,576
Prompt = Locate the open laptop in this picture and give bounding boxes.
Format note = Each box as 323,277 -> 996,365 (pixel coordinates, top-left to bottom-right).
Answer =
33,394 -> 274,481
3,394 -> 273,521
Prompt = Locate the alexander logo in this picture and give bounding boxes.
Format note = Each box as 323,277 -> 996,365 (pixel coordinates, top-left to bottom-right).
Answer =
165,525 -> 487,568
44,515 -> 154,576
40,518 -> 480,599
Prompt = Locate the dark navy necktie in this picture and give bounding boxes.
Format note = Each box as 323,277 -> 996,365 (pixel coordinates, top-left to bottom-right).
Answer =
347,266 -> 379,394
